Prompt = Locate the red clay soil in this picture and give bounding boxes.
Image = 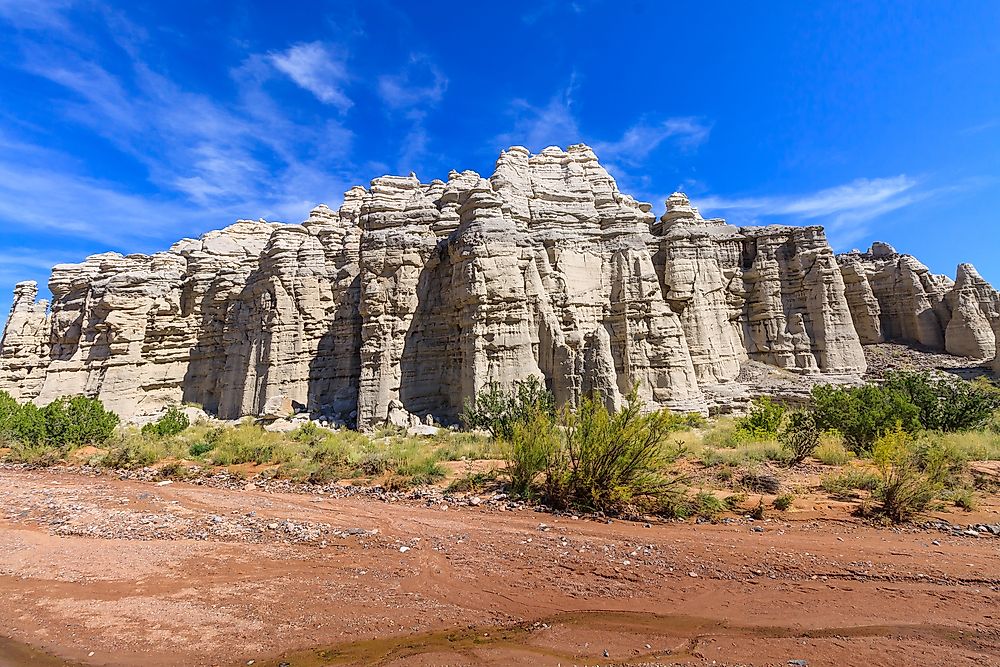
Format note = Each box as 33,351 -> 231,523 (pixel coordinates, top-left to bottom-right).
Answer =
0,467 -> 997,667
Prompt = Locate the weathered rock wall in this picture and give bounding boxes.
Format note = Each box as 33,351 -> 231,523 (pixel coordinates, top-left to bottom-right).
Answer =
837,244 -> 999,359
12,145 -> 974,429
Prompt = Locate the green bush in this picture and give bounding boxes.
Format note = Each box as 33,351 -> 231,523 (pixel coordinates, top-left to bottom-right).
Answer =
946,487 -> 976,511
41,395 -> 119,448
773,493 -> 794,511
811,384 -> 920,454
504,410 -> 561,497
141,406 -> 190,438
884,372 -> 1000,432
462,376 -> 554,441
188,441 -> 214,457
0,390 -> 18,434
0,392 -> 47,445
503,390 -> 685,514
446,470 -> 499,493
210,424 -> 284,465
872,427 -> 942,523
735,397 -> 786,439
820,468 -> 880,498
547,391 -> 685,513
102,440 -> 160,469
779,411 -> 820,465
814,436 -> 852,465
691,490 -> 725,519
4,440 -> 61,465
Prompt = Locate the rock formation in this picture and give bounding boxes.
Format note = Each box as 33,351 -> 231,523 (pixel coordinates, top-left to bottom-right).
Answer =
837,245 -> 999,359
1,145 -> 992,428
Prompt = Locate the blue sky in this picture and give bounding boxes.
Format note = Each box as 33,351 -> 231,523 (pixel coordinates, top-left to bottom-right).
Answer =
1,1 -> 999,318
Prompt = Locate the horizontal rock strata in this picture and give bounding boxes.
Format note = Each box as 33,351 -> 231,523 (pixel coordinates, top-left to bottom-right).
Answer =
2,145 -> 992,427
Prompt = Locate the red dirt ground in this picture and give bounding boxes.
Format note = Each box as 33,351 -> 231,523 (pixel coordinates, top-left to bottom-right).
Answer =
0,467 -> 997,666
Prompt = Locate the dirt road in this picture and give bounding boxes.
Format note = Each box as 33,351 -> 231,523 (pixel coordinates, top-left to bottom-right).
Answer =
0,467 -> 997,666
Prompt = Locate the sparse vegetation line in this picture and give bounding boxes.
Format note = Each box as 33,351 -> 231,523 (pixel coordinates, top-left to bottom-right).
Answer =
2,368 -> 999,525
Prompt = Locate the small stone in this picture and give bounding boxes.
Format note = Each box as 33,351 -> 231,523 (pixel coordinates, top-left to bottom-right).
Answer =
399,546 -> 410,553
155,480 -> 173,486
688,571 -> 698,578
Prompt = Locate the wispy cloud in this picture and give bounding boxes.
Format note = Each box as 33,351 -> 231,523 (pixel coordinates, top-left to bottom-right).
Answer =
0,0 -> 76,31
496,76 -> 581,151
961,118 -> 1000,136
376,54 -> 449,173
10,35 -> 359,229
377,54 -> 447,109
269,41 -> 352,111
697,176 -> 923,248
593,117 -> 711,166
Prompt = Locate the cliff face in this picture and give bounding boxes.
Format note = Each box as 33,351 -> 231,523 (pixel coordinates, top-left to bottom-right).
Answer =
837,243 -> 1000,360
4,144 -> 988,428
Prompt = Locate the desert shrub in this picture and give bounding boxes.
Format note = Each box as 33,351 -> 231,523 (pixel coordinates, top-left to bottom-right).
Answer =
6,402 -> 47,445
724,492 -> 748,509
735,397 -> 786,440
779,411 -> 820,465
4,440 -> 61,465
289,421 -> 326,446
738,469 -> 781,494
773,493 -> 794,511
462,376 -> 555,441
820,468 -> 880,498
814,435 -> 852,465
395,462 -> 446,486
210,424 -> 285,465
41,395 -> 119,448
446,469 -> 500,493
810,384 -> 920,454
912,434 -> 970,489
434,432 -> 499,461
504,390 -> 685,514
102,439 -> 160,469
691,490 -> 725,519
945,487 -> 977,511
699,441 -> 788,467
504,410 -> 561,497
188,441 -> 214,457
0,391 -> 18,434
871,427 -> 942,523
141,406 -> 190,438
357,450 -> 393,476
549,392 -> 686,513
157,461 -> 190,479
884,372 -> 1000,432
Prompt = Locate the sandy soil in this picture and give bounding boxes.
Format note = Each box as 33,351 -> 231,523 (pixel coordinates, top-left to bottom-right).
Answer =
0,467 -> 998,667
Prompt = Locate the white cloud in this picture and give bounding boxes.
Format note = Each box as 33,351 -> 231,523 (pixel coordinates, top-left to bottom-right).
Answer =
0,0 -> 76,31
269,41 -> 352,111
377,54 -> 447,109
697,176 -> 922,248
496,77 -> 581,152
593,117 -> 711,165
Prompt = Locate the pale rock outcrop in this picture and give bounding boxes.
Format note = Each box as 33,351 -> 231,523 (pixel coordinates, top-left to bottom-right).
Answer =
655,195 -> 866,382
837,245 -> 998,359
993,318 -> 1000,374
2,146 -> 886,426
945,264 -> 999,359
